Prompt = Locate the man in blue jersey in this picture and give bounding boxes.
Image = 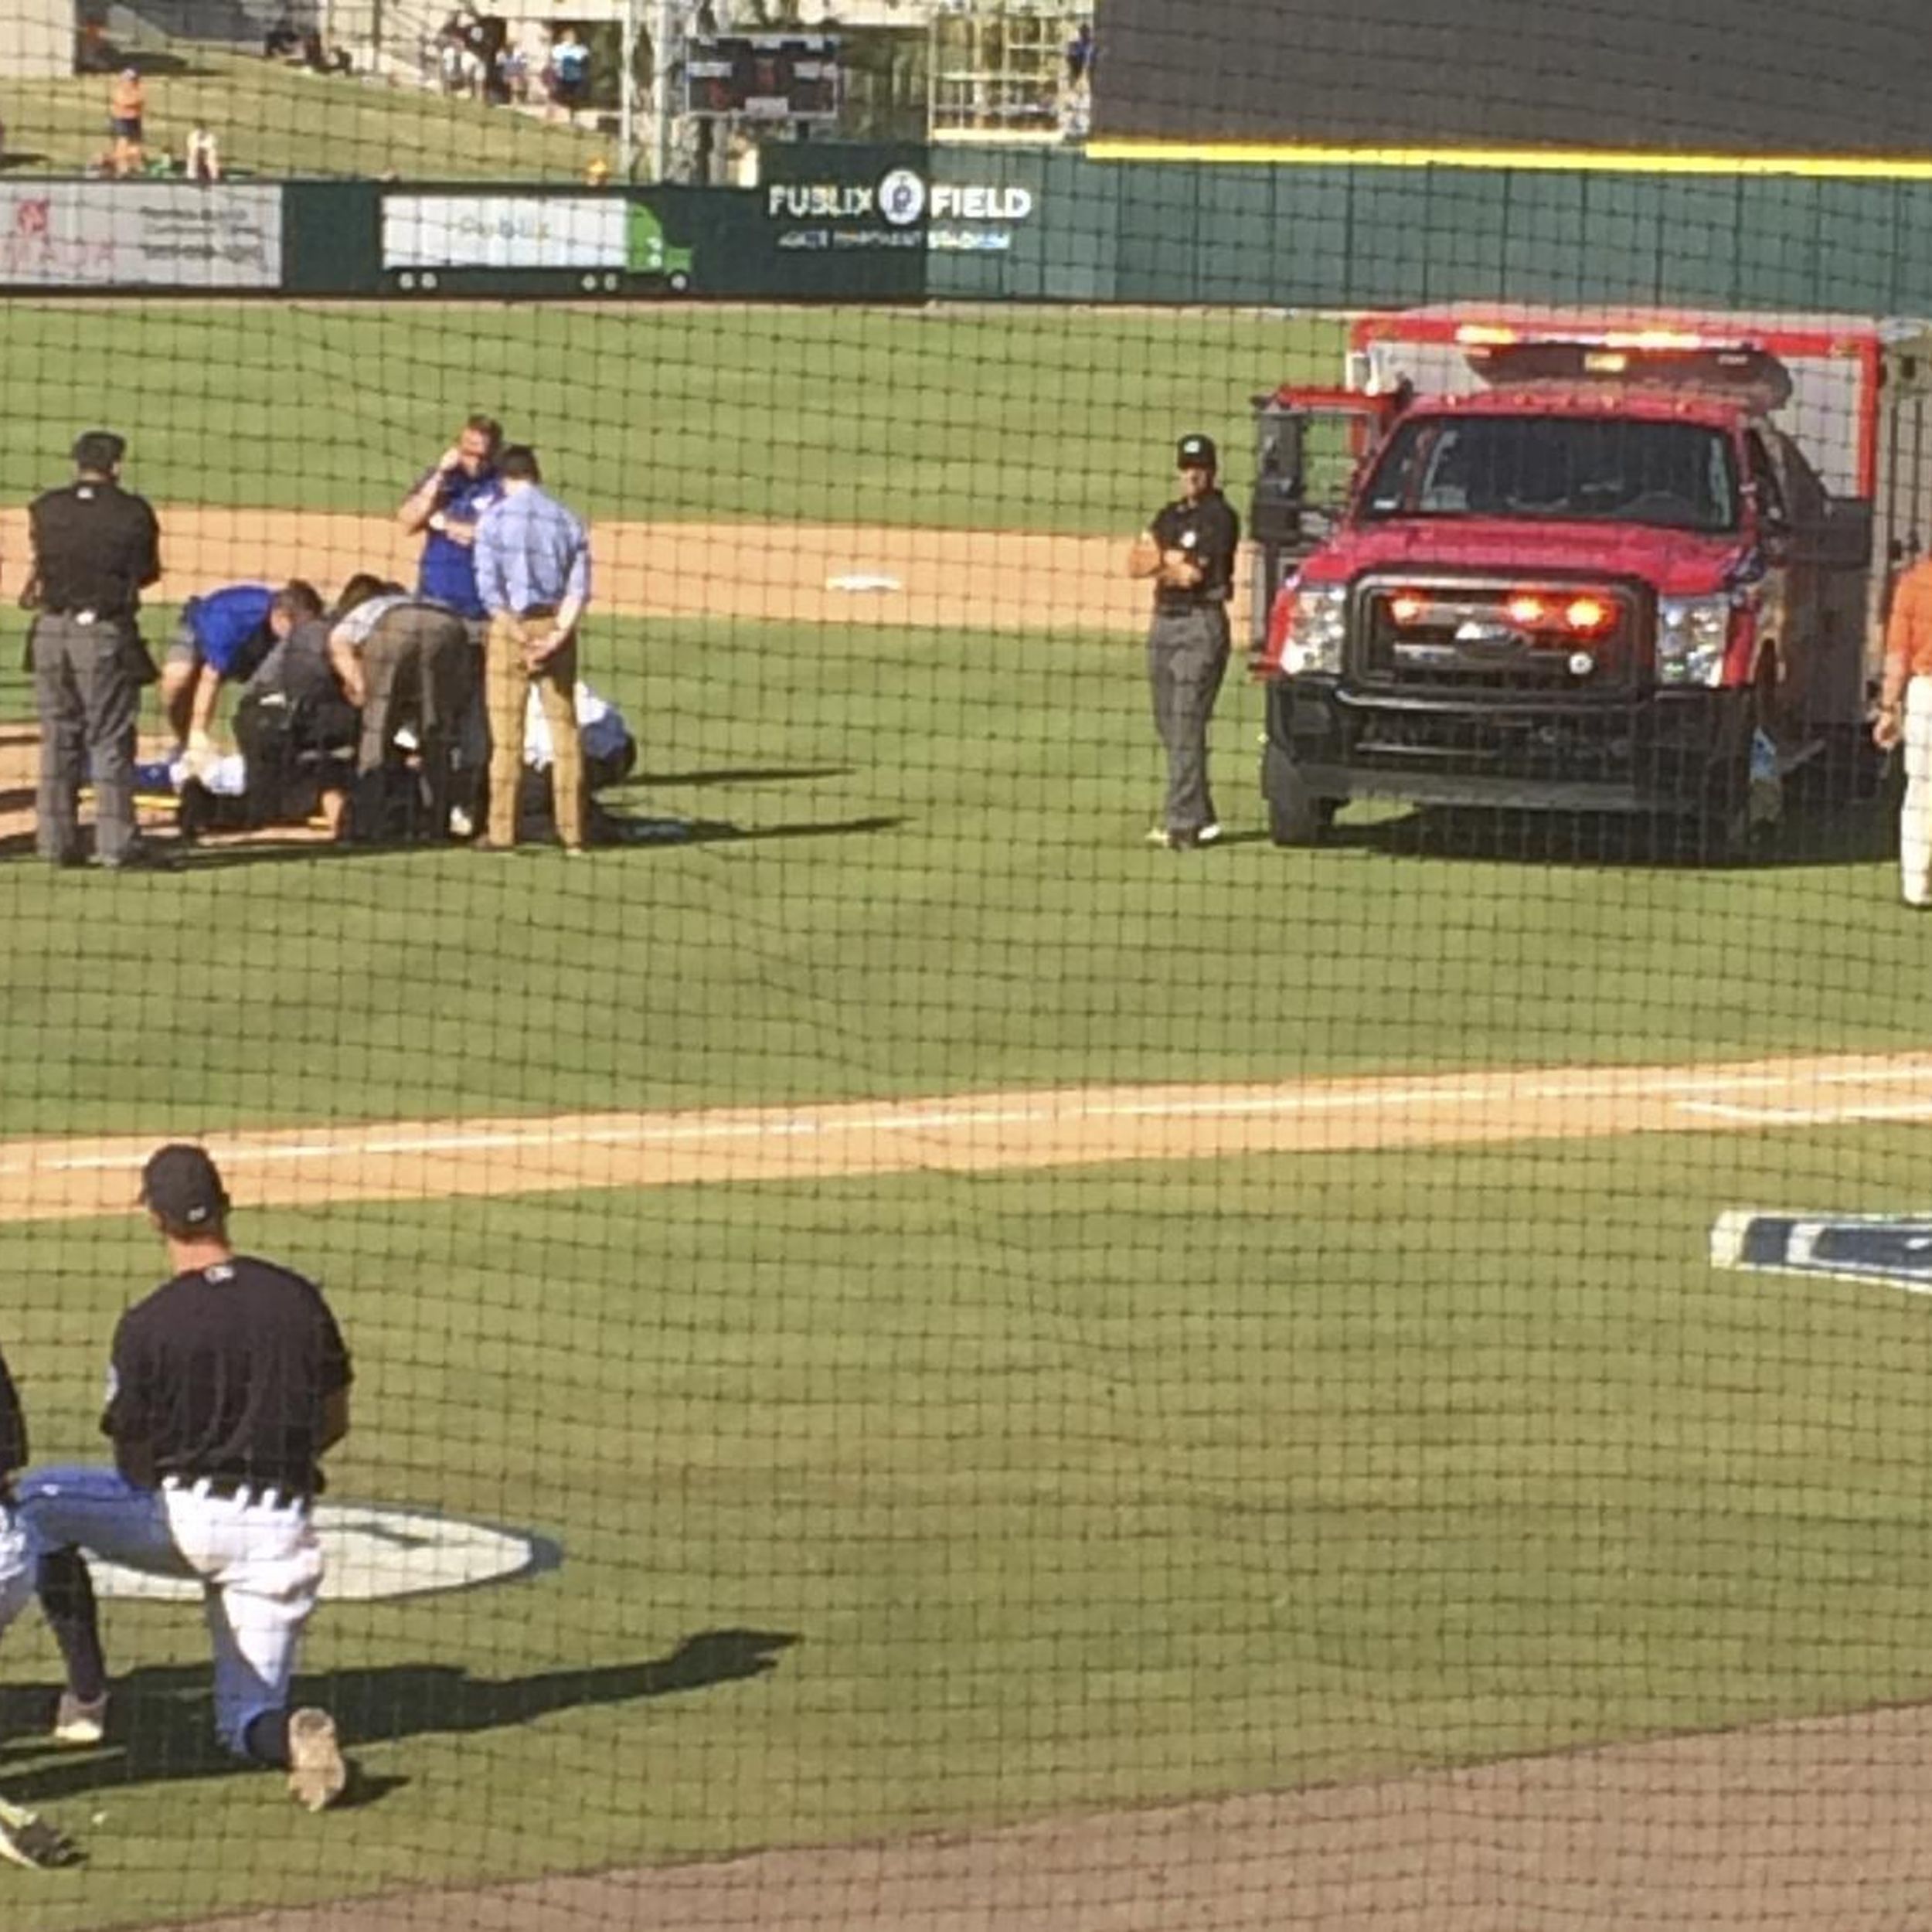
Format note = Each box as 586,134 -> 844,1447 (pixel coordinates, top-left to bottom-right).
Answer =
396,414 -> 504,627
162,581 -> 277,760
398,417 -> 502,826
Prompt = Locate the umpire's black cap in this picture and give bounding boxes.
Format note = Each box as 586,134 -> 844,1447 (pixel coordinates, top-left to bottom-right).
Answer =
139,1144 -> 230,1230
72,430 -> 127,474
1176,433 -> 1218,469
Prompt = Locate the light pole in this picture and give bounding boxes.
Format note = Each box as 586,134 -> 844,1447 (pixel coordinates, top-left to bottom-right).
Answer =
620,0 -> 640,179
652,0 -> 679,182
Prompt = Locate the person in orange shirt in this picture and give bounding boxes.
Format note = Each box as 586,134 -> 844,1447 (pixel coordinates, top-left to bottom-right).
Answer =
1874,555 -> 1932,906
107,70 -> 144,177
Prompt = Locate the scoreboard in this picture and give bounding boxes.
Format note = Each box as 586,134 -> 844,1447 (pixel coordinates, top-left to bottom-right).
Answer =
685,35 -> 842,123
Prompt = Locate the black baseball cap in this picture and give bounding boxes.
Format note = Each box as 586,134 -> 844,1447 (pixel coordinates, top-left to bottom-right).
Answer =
139,1144 -> 230,1230
72,430 -> 126,473
1176,434 -> 1218,469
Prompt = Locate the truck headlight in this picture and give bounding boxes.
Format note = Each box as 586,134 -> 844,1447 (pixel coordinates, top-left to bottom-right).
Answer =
1655,594 -> 1733,687
1284,586 -> 1347,675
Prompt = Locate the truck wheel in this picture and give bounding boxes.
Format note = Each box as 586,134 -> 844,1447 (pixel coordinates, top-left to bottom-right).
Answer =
1693,726 -> 1763,865
1263,744 -> 1335,847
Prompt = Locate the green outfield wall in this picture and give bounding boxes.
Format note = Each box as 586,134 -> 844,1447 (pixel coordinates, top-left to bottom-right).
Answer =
7,150 -> 1932,309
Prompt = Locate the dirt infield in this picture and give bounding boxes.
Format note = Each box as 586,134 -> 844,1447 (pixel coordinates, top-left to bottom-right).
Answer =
0,507 -> 1167,636
168,1697 -> 1932,1931
0,1049 -> 1929,1226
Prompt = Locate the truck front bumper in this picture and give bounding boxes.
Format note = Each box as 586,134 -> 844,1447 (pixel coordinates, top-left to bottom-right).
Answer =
1263,676 -> 1756,815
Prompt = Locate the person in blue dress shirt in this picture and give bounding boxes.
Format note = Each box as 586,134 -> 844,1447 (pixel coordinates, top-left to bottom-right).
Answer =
473,445 -> 591,852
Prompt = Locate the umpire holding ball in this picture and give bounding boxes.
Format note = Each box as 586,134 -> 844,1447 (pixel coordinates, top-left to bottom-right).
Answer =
22,1145 -> 354,1812
27,430 -> 165,869
1128,433 -> 1240,850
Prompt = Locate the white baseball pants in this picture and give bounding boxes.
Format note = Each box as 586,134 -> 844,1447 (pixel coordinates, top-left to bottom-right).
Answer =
19,1467 -> 323,1755
0,1501 -> 31,1639
1902,675 -> 1932,908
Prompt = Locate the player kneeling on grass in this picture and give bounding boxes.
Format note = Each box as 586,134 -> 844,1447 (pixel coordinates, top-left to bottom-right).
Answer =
0,1345 -> 81,1869
19,1145 -> 355,1812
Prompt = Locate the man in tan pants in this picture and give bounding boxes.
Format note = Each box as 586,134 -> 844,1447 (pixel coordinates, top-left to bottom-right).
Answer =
472,445 -> 592,852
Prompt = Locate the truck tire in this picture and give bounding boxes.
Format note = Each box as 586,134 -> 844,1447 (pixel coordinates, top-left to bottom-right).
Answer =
1693,684 -> 1776,865
1263,743 -> 1335,847
1694,754 -> 1753,864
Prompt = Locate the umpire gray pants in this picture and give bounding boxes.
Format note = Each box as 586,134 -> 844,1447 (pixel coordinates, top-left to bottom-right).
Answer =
32,614 -> 145,865
1147,604 -> 1230,837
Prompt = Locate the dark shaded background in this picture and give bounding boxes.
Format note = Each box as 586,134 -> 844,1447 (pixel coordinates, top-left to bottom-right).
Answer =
1091,1 -> 1932,158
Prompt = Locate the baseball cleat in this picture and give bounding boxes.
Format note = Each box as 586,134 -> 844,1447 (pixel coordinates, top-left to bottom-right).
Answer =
286,1707 -> 348,1812
0,1796 -> 81,1869
52,1692 -> 107,1747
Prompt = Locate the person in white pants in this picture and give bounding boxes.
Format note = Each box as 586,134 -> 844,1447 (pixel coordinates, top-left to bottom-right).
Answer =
1874,556 -> 1932,906
0,1349 -> 80,1868
19,1144 -> 353,1812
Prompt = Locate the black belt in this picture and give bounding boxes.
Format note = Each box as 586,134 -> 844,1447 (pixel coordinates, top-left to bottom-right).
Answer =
516,604 -> 558,621
44,608 -> 129,624
162,1473 -> 311,1512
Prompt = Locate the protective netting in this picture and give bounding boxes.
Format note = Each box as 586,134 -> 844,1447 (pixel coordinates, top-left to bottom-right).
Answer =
0,4 -> 1930,1930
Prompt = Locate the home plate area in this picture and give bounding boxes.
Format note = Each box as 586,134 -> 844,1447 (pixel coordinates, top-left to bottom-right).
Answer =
90,1502 -> 556,1604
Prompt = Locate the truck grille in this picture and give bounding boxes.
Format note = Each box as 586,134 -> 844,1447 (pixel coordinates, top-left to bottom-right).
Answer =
1353,575 -> 1646,699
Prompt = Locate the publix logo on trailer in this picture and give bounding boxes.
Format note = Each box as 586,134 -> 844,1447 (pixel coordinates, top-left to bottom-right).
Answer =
94,1502 -> 559,1604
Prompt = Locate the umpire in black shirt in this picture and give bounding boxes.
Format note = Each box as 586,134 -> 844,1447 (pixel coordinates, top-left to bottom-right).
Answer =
27,430 -> 165,869
1129,433 -> 1241,849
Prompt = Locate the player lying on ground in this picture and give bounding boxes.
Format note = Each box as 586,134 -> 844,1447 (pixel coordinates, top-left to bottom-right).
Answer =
20,1145 -> 354,1812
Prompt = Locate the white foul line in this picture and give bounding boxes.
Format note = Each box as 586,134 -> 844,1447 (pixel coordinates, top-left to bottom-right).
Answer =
8,1054 -> 1932,1183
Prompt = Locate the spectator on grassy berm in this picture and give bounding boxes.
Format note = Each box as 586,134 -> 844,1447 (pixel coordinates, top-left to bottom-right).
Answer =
107,68 -> 144,177
549,27 -> 590,119
185,124 -> 221,181
474,444 -> 591,853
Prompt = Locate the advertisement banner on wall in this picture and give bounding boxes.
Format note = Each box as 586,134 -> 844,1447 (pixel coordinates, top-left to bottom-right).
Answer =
382,195 -> 628,272
755,142 -> 930,298
0,184 -> 282,289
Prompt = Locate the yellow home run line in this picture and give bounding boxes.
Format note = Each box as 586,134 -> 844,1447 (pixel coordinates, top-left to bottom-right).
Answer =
1085,139 -> 1932,181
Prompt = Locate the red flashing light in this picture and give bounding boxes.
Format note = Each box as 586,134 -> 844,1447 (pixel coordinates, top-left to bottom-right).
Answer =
1505,593 -> 1549,627
1389,590 -> 1428,624
1564,595 -> 1614,634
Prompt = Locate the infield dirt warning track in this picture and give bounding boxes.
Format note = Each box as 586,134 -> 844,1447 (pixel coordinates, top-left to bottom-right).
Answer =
4,1050 -> 1930,1226
0,507 -> 1165,635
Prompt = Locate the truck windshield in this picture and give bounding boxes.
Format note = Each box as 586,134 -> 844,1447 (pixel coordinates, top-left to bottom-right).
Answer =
1359,413 -> 1740,532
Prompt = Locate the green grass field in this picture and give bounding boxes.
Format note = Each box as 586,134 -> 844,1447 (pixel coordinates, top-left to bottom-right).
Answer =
2,47 -> 608,182
0,295 -> 1928,1925
0,302 -> 1332,532
4,1125 -> 1930,1930
0,613 -> 1916,1134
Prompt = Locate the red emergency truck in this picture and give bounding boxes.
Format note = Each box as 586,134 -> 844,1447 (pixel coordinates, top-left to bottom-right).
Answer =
1253,308 -> 1932,853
